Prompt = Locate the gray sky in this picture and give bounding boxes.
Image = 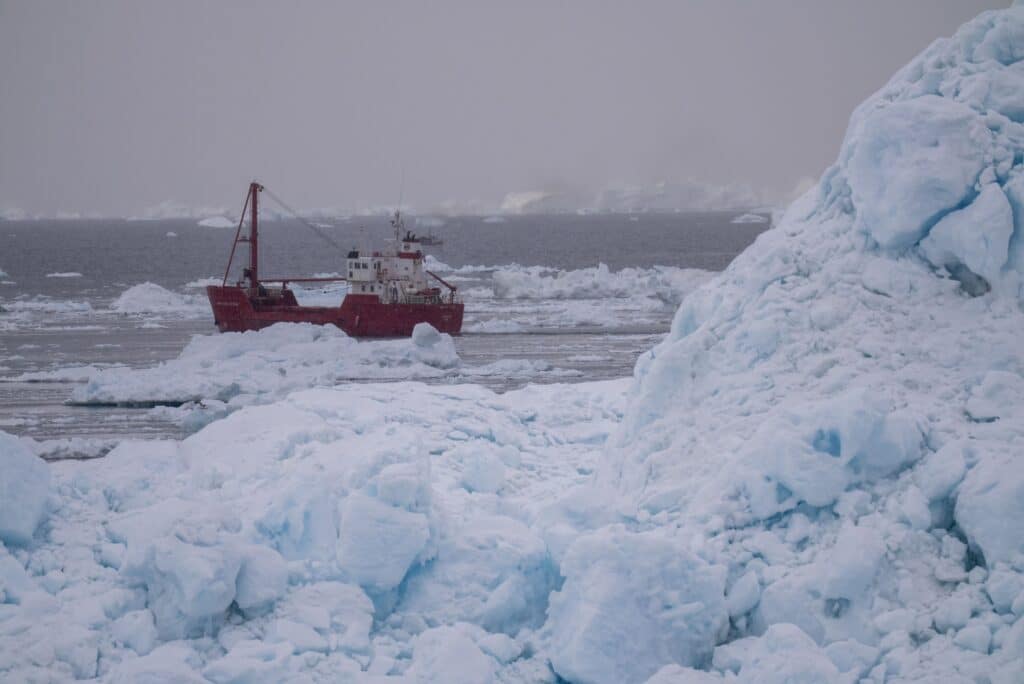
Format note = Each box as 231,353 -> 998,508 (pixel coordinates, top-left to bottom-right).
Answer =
0,0 -> 1007,216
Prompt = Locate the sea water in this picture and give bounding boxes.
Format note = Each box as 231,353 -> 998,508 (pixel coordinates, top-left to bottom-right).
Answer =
0,212 -> 767,441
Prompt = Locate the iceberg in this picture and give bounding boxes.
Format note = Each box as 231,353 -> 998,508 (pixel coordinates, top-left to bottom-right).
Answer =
110,282 -> 206,315
542,4 -> 1024,681
197,216 -> 235,228
730,212 -> 768,224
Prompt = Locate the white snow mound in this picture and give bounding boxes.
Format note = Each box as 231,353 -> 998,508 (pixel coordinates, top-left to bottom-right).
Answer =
110,282 -> 205,315
0,432 -> 50,546
543,5 -> 1024,682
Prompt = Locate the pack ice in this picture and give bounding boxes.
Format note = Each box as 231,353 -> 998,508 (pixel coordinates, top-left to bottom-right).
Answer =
2,5 -> 1024,683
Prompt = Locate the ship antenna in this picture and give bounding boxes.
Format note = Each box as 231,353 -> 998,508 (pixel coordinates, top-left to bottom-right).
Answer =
393,167 -> 405,243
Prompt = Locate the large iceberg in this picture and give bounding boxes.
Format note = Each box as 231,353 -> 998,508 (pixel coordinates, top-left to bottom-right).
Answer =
550,4 -> 1024,681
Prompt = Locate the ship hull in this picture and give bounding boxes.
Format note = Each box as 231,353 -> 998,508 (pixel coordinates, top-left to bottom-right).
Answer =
207,286 -> 463,337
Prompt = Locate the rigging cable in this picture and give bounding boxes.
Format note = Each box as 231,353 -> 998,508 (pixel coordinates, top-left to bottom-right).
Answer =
261,186 -> 347,254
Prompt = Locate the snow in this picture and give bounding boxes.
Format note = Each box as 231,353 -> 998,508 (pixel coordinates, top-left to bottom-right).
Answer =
109,282 -> 206,315
0,377 -> 627,681
730,213 -> 768,224
0,431 -> 50,545
549,528 -> 727,683
197,216 -> 235,228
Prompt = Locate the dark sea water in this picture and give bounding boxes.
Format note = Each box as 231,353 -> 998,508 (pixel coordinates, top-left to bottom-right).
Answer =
0,212 -> 768,443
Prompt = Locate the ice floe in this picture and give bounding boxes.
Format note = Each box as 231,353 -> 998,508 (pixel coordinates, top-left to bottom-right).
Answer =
63,323 -> 577,415
110,282 -> 206,316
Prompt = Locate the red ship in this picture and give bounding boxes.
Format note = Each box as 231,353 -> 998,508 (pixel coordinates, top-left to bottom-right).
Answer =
207,182 -> 463,337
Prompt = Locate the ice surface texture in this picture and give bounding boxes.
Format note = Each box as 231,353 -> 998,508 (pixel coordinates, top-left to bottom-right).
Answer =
575,5 -> 1024,682
0,431 -> 50,546
0,379 -> 626,680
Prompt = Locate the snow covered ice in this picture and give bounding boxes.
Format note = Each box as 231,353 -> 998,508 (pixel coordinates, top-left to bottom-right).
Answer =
3,4 -> 1024,682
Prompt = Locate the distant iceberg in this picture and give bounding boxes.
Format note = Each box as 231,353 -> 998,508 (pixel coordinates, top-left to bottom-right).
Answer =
730,212 -> 768,224
197,215 -> 235,228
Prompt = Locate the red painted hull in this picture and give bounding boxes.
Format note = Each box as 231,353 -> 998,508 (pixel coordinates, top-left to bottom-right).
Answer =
207,286 -> 463,337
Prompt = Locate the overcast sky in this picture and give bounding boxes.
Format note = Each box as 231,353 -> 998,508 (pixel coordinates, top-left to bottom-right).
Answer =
0,0 -> 1007,216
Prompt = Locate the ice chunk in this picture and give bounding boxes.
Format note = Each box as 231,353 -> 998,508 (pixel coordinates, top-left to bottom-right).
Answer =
845,96 -> 990,251
726,571 -> 761,618
266,618 -> 328,653
411,321 -> 441,347
712,623 -> 841,682
406,624 -> 495,684
954,623 -> 991,654
111,609 -> 159,655
106,642 -> 207,684
202,640 -> 293,684
460,447 -> 506,493
986,568 -> 1024,613
273,582 -> 373,653
956,453 -> 1024,566
110,282 -> 204,315
548,528 -> 727,684
915,442 -> 967,501
645,665 -> 723,683
0,431 -> 50,546
336,493 -> 430,594
234,545 -> 289,617
965,370 -> 1024,422
398,512 -> 557,635
121,535 -> 241,639
735,391 -> 923,521
920,183 -> 1014,285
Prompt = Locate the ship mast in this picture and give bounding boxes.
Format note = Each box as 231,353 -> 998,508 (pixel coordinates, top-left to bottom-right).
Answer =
248,182 -> 261,289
